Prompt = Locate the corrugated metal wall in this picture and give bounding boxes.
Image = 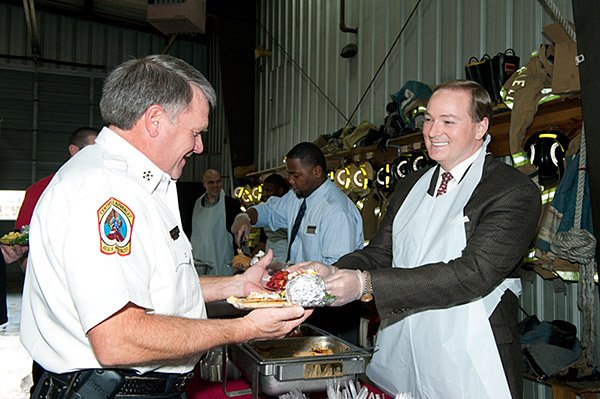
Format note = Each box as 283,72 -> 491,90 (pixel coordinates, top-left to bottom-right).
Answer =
254,0 -> 574,169
0,2 -> 230,190
255,1 -> 597,399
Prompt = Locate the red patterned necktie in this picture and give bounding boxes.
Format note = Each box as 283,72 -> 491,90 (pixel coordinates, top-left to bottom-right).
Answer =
436,172 -> 453,196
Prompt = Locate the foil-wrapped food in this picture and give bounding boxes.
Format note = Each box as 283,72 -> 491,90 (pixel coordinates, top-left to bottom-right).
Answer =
284,270 -> 331,307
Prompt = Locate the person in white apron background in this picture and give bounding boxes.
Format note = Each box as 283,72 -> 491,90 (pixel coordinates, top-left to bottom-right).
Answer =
252,173 -> 290,267
190,169 -> 242,276
291,80 -> 541,399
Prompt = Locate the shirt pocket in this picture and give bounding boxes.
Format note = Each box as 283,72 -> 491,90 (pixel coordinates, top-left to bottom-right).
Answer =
167,234 -> 194,272
299,226 -> 319,251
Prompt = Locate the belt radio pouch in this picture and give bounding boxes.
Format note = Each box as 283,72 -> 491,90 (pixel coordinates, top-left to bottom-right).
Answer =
65,369 -> 124,399
31,371 -> 70,399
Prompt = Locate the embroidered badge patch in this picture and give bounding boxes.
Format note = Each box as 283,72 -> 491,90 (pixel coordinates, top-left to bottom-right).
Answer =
98,197 -> 135,256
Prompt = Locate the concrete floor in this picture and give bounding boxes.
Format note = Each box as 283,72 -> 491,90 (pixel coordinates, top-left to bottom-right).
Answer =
1,275 -> 33,399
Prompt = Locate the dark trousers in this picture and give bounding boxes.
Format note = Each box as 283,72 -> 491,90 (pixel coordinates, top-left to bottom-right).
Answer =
0,256 -> 7,325
30,361 -> 44,395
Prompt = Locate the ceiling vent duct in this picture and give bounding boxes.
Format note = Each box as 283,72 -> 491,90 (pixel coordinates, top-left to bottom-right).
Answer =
147,0 -> 206,35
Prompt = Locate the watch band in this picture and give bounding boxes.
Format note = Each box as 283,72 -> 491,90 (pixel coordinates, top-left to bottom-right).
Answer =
361,271 -> 373,302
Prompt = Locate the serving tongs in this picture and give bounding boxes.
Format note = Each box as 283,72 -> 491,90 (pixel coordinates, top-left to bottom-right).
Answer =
240,238 -> 251,256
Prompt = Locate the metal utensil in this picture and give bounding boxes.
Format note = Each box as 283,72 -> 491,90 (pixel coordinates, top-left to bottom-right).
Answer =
240,239 -> 251,256
356,386 -> 368,399
348,380 -> 358,399
327,380 -> 338,399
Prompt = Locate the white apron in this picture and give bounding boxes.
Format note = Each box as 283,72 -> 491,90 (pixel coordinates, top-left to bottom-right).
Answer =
190,190 -> 234,276
366,138 -> 520,399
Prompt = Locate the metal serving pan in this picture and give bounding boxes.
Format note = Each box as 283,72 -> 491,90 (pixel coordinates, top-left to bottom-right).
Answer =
223,324 -> 371,398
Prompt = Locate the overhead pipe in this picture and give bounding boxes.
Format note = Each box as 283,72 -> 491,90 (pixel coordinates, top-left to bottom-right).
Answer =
340,0 -> 358,33
162,34 -> 179,55
23,0 -> 41,59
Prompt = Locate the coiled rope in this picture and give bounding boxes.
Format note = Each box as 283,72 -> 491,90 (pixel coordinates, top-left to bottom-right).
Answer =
550,127 -> 597,364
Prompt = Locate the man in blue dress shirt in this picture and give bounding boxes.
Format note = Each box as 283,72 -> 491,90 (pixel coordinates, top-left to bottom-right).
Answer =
232,142 -> 364,342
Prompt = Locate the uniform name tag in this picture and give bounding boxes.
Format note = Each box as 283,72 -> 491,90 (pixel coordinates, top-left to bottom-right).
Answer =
306,225 -> 317,234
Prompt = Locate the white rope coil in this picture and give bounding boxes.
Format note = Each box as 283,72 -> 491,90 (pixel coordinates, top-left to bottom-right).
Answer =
551,228 -> 597,265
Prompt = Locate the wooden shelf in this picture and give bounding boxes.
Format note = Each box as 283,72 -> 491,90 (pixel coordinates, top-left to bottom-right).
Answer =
488,95 -> 582,157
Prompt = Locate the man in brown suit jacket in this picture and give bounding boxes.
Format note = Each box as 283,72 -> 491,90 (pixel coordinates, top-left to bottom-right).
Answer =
293,80 -> 541,398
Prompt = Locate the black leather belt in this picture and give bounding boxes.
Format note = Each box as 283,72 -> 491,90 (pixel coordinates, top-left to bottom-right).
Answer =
117,371 -> 194,395
38,368 -> 194,397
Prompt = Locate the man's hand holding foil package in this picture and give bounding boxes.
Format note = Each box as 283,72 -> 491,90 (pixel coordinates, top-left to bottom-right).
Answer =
323,269 -> 363,307
287,261 -> 363,307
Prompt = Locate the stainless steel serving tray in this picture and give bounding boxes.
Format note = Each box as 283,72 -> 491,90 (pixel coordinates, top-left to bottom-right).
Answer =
223,324 -> 371,398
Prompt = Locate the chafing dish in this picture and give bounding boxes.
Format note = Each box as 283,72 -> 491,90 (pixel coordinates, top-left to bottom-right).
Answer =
223,324 -> 371,398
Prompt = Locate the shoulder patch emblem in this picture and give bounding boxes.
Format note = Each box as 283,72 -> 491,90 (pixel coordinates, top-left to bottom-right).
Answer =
98,197 -> 135,256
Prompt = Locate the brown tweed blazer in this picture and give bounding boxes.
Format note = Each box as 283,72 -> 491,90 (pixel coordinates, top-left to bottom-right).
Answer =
335,154 -> 541,398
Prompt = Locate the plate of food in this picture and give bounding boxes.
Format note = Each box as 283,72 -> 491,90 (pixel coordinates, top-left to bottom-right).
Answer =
0,230 -> 29,245
227,291 -> 294,309
227,269 -> 335,309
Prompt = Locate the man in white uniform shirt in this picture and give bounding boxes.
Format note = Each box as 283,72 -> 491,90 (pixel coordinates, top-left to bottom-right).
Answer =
20,55 -> 311,399
190,169 -> 241,276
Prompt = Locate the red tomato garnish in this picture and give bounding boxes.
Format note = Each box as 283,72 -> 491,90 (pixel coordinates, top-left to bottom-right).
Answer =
266,270 -> 289,290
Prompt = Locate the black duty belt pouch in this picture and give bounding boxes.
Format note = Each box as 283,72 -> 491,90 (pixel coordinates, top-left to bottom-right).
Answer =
66,369 -> 124,399
31,371 -> 70,399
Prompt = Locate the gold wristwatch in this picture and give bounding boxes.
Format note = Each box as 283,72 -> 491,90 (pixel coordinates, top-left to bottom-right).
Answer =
360,271 -> 373,302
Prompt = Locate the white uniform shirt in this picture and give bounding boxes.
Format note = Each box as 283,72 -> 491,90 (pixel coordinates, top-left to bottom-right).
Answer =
20,127 -> 206,374
253,179 -> 364,264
